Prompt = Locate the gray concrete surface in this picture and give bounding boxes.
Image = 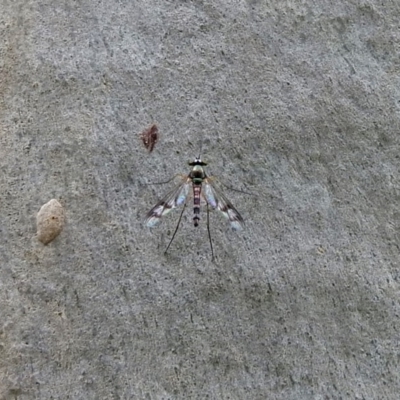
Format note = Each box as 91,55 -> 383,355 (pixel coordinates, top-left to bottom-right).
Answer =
1,0 -> 399,399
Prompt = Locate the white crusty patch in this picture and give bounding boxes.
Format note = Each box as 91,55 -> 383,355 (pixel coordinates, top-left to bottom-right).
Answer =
36,199 -> 65,245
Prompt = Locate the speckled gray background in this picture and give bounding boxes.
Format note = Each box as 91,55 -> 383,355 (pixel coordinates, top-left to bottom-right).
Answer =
1,1 -> 399,399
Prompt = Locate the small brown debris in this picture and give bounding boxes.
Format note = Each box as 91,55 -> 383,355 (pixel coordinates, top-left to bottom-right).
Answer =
139,123 -> 159,152
36,199 -> 65,245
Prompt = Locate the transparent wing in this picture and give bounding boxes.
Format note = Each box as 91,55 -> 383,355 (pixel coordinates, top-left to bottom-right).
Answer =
203,177 -> 244,230
145,177 -> 191,227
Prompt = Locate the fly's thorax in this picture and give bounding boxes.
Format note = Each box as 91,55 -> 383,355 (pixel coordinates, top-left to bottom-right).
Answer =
190,164 -> 206,183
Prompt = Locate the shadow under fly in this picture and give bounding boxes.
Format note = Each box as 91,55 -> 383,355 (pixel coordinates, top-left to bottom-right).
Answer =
145,156 -> 244,260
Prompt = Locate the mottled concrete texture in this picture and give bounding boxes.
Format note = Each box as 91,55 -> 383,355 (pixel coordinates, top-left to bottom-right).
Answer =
1,1 -> 399,399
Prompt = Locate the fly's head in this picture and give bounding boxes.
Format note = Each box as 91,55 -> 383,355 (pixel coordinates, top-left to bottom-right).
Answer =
188,157 -> 207,167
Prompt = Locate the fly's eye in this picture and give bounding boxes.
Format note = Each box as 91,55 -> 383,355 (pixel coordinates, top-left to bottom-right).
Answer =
188,158 -> 207,166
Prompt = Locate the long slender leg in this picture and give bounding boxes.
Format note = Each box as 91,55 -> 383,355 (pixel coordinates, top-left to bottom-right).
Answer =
146,174 -> 185,186
208,176 -> 254,196
165,203 -> 187,255
207,203 -> 214,261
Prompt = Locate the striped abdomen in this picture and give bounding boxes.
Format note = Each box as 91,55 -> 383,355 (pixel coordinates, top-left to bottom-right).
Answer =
193,184 -> 202,227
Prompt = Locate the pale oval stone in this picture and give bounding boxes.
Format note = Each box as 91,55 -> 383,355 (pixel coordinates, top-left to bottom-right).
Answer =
36,199 -> 65,245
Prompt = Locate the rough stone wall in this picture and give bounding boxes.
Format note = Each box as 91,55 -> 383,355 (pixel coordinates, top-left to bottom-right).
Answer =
1,1 -> 399,399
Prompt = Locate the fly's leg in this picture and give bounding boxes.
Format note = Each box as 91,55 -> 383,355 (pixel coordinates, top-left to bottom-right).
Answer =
207,202 -> 215,261
207,176 -> 254,196
145,174 -> 186,186
165,202 -> 187,255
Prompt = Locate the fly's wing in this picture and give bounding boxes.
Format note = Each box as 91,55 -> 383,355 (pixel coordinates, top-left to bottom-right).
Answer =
203,178 -> 244,230
145,177 -> 191,227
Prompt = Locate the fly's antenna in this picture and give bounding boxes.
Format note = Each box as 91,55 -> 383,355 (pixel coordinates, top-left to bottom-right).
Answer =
188,138 -> 205,166
197,138 -> 203,159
